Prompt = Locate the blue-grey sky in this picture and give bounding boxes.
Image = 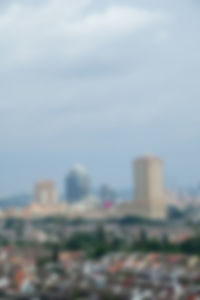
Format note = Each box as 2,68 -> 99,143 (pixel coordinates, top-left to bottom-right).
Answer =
1,0 -> 200,195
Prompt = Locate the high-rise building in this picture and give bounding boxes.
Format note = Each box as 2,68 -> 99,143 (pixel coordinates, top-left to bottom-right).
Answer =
34,180 -> 57,205
134,156 -> 166,220
66,164 -> 90,203
99,184 -> 116,203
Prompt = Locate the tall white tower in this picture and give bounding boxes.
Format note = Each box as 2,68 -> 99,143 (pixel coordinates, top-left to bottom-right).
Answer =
134,156 -> 166,220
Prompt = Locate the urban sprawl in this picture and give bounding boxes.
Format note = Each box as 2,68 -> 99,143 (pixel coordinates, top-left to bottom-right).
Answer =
0,156 -> 200,299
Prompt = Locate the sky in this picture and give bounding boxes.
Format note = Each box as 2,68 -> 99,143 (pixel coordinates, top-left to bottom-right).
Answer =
0,0 -> 200,195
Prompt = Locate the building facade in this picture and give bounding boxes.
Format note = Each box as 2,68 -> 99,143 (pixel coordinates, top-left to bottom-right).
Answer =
134,156 -> 166,220
34,180 -> 57,205
66,165 -> 90,204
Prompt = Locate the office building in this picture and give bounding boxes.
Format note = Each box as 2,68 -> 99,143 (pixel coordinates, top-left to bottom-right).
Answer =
66,164 -> 90,203
34,180 -> 57,205
99,184 -> 116,203
134,156 -> 166,220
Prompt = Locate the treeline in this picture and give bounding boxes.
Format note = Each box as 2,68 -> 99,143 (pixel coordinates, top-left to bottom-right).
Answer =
44,228 -> 200,260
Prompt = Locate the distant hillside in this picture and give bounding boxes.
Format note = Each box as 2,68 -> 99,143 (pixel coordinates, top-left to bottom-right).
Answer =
0,194 -> 32,209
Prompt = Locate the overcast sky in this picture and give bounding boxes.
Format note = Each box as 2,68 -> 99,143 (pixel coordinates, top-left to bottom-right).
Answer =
0,0 -> 200,195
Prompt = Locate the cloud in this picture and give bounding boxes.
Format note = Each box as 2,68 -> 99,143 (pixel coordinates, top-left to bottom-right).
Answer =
0,0 -> 167,137
1,0 -> 200,193
0,0 -> 164,70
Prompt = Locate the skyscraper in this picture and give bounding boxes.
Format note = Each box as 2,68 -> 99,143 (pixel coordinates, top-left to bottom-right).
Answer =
34,180 -> 57,205
66,164 -> 90,204
99,184 -> 116,203
134,156 -> 166,220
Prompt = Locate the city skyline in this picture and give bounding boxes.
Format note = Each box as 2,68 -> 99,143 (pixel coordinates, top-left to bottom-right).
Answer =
0,155 -> 199,218
1,155 -> 200,197
0,155 -> 168,220
1,0 -> 200,194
